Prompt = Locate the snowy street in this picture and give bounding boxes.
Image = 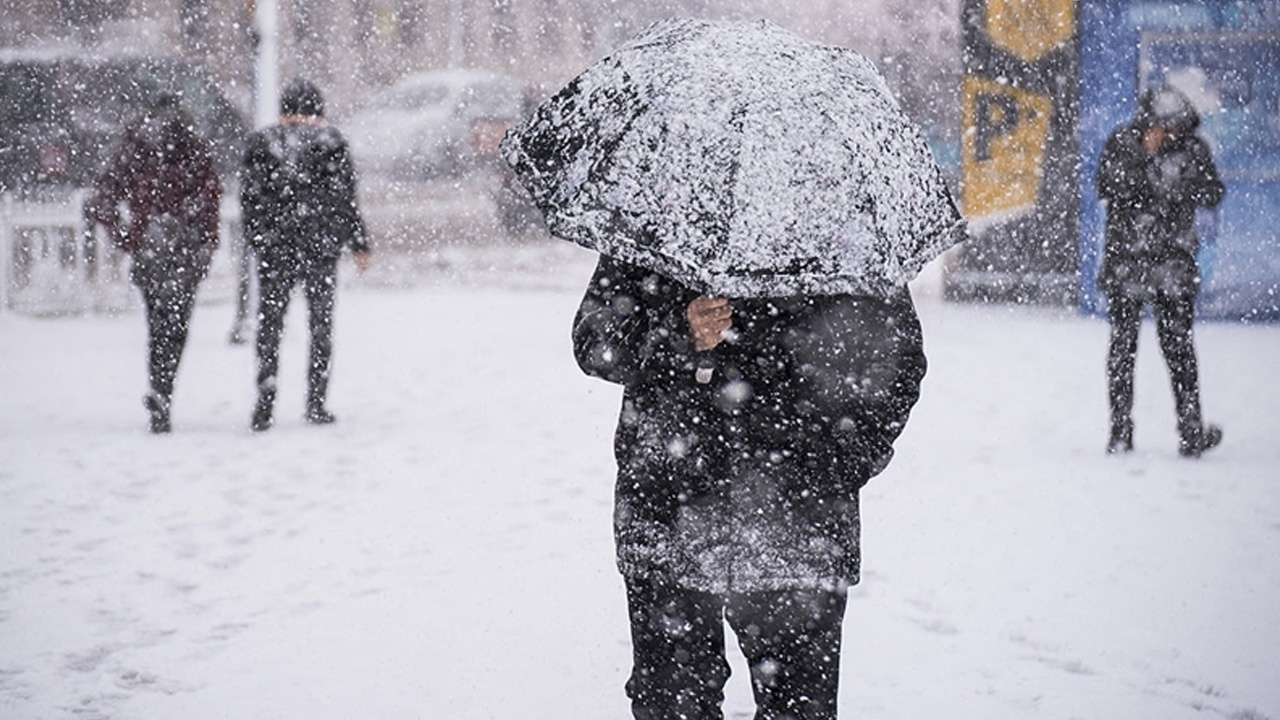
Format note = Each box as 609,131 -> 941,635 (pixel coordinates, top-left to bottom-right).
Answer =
2,240 -> 1278,719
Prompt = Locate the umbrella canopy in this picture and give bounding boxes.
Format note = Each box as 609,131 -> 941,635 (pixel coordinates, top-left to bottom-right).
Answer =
502,18 -> 967,298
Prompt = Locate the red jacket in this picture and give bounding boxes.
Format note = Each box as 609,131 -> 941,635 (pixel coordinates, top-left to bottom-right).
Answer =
89,107 -> 221,255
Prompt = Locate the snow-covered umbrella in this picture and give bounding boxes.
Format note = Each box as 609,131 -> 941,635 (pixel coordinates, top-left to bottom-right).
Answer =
501,17 -> 967,298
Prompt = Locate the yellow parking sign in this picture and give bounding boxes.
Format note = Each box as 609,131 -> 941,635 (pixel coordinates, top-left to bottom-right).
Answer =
986,0 -> 1075,62
961,75 -> 1054,222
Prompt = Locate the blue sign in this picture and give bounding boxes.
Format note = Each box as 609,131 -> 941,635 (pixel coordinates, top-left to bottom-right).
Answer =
1079,0 -> 1280,321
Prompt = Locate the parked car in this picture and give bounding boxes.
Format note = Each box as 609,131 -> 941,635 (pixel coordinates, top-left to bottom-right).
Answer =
0,50 -> 247,197
346,69 -> 529,181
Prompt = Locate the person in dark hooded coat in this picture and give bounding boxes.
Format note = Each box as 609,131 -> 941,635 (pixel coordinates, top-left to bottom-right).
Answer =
241,78 -> 371,431
573,255 -> 926,720
1096,85 -> 1225,457
88,94 -> 221,433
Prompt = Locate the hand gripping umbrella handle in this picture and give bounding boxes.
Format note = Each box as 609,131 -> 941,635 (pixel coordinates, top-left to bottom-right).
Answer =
695,356 -> 715,384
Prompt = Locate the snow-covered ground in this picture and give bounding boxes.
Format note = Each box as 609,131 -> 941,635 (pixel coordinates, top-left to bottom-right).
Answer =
2,240 -> 1278,720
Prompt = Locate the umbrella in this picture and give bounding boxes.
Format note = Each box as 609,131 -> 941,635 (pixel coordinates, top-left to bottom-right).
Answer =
501,18 -> 967,298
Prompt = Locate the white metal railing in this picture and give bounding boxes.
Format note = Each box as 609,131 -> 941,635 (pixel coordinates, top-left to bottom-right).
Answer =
1,191 -> 244,316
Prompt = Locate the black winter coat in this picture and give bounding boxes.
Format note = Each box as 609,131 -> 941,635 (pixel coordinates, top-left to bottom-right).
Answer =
573,256 -> 927,593
241,120 -> 368,263
1096,114 -> 1224,300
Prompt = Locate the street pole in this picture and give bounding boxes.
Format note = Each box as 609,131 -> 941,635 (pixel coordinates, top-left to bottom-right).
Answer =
254,0 -> 279,128
232,0 -> 279,343
448,0 -> 462,68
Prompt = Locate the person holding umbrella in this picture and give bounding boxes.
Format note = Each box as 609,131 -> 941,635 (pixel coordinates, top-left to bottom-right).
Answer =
504,19 -> 964,719
573,257 -> 928,719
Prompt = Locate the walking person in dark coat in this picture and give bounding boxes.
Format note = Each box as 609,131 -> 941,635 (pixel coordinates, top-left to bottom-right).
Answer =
573,255 -> 927,720
88,94 -> 221,434
241,78 -> 371,432
1096,86 -> 1225,457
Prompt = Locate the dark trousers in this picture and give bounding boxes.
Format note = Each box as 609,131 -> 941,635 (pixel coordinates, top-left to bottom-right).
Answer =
255,254 -> 337,409
625,577 -> 848,720
1106,292 -> 1203,440
141,286 -> 197,402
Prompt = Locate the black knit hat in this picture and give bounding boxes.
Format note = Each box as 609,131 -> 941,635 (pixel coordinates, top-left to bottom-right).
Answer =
280,78 -> 325,118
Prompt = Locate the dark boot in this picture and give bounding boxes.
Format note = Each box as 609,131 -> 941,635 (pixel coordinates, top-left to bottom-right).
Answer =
144,392 -> 171,434
304,359 -> 333,425
304,360 -> 333,425
1107,418 -> 1133,454
251,385 -> 276,432
305,399 -> 336,425
1179,424 -> 1222,458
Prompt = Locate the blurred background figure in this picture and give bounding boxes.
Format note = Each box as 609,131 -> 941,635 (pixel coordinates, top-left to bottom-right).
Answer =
87,93 -> 221,434
241,78 -> 371,432
1096,86 -> 1225,457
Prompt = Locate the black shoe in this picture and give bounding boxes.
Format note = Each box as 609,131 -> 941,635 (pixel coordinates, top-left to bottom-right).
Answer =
1179,424 -> 1222,458
251,383 -> 276,432
305,406 -> 336,425
1107,422 -> 1133,454
251,399 -> 274,432
144,393 -> 171,434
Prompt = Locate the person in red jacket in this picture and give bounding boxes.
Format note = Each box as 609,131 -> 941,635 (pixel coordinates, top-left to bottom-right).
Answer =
88,94 -> 221,433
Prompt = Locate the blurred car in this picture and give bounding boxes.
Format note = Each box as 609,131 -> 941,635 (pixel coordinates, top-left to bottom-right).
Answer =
346,69 -> 529,181
0,49 -> 247,197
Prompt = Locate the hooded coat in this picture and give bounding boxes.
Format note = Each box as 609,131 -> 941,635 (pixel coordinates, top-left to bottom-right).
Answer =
88,101 -> 221,295
1096,87 -> 1225,300
573,256 -> 926,593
